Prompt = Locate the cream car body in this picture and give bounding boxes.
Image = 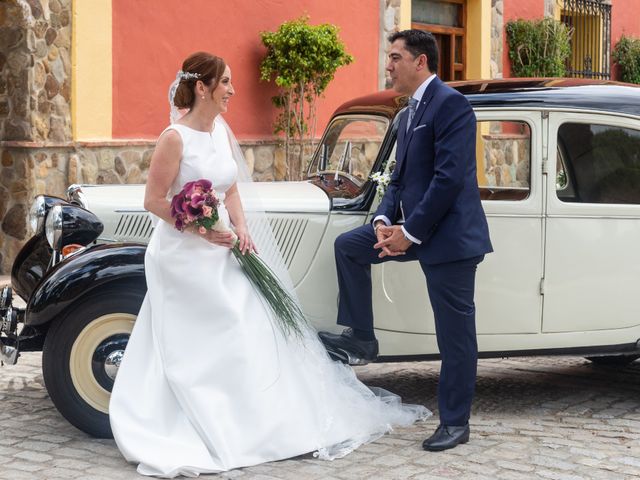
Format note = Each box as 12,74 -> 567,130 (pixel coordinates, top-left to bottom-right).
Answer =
82,83 -> 640,359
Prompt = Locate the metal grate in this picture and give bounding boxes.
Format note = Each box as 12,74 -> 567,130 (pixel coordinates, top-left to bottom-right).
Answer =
267,217 -> 308,268
562,0 -> 611,80
113,214 -> 154,242
113,213 -> 307,269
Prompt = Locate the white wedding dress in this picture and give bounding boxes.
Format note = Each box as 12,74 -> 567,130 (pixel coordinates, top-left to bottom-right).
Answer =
109,118 -> 429,478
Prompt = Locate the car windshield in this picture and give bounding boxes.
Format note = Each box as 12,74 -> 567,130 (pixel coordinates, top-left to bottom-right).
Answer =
307,115 -> 389,186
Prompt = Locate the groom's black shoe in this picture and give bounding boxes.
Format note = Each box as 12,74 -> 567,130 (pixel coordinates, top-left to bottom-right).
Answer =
318,328 -> 378,365
422,424 -> 470,452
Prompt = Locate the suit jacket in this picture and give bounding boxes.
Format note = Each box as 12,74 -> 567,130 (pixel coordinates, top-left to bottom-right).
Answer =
374,77 -> 493,265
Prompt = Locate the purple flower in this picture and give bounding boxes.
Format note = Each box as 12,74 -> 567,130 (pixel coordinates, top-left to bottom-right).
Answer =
182,181 -> 196,197
190,193 -> 205,208
170,194 -> 185,216
170,179 -> 219,233
183,179 -> 212,198
196,179 -> 212,191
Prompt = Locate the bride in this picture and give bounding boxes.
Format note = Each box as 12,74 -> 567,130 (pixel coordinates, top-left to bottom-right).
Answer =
109,51 -> 429,478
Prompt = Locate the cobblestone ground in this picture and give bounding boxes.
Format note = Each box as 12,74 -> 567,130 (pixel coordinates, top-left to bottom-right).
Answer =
0,351 -> 639,480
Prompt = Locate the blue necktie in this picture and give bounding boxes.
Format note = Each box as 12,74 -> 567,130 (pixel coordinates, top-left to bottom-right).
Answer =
406,97 -> 419,132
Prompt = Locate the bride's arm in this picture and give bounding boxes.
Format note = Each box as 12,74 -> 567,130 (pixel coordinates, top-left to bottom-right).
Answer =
225,182 -> 256,254
144,130 -> 182,224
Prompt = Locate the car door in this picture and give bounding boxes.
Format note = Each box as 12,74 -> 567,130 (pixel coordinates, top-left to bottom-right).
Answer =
371,111 -> 545,355
543,112 -> 640,337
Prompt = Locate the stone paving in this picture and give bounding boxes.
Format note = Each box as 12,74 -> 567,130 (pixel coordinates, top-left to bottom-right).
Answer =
1,350 -> 639,480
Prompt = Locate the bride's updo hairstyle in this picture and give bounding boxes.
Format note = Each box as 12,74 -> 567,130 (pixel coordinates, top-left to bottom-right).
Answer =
173,52 -> 226,109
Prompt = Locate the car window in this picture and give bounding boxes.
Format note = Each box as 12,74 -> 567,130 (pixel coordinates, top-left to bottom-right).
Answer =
476,120 -> 531,201
557,122 -> 640,204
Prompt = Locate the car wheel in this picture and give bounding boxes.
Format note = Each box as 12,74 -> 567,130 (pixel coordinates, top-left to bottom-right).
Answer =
42,286 -> 142,438
585,354 -> 640,366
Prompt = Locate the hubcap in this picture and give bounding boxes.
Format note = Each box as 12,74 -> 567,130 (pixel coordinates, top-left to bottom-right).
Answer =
104,350 -> 124,381
70,313 -> 135,413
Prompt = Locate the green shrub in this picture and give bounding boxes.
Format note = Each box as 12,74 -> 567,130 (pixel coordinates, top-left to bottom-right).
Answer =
613,36 -> 640,84
506,17 -> 572,77
260,16 -> 353,180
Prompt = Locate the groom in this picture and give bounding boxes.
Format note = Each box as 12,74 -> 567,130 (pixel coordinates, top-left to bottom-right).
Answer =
319,30 -> 492,451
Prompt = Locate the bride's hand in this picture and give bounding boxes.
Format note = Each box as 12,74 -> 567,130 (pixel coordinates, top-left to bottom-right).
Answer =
234,225 -> 257,255
203,230 -> 236,249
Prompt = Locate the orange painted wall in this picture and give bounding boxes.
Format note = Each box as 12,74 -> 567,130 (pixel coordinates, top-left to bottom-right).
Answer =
112,0 -> 379,140
502,0 -> 544,78
611,1 -> 640,81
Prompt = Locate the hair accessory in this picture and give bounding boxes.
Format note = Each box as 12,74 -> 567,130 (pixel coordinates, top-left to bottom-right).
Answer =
177,70 -> 201,81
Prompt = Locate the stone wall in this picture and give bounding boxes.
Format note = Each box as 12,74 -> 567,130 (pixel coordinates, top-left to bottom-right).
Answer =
0,0 -> 72,142
380,0 -> 402,89
491,0 -> 504,79
482,135 -> 530,188
1,0 -> 73,273
1,1 -> 30,141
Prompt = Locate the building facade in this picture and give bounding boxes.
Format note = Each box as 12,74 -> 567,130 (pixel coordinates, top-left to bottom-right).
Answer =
1,0 -> 639,272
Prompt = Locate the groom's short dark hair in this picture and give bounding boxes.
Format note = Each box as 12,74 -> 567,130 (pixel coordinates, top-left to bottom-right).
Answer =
389,29 -> 439,74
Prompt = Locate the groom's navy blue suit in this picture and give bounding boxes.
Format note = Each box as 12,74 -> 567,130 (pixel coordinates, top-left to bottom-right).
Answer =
335,77 -> 492,426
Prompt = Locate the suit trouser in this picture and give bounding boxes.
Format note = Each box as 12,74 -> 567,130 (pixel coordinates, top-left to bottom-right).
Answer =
335,223 -> 482,426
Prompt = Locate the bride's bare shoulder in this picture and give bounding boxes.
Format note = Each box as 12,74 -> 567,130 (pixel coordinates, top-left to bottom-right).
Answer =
157,127 -> 182,146
153,128 -> 183,161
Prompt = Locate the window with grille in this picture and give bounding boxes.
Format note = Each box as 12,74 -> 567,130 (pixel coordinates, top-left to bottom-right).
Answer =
561,0 -> 612,80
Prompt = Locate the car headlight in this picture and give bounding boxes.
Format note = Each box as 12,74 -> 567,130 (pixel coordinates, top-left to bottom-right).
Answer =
45,205 -> 64,250
29,196 -> 47,233
44,204 -> 104,252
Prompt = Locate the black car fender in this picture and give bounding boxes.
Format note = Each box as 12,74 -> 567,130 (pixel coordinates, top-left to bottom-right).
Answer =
25,243 -> 148,327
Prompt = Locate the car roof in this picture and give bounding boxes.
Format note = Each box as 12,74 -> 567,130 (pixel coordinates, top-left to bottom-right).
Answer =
333,78 -> 640,119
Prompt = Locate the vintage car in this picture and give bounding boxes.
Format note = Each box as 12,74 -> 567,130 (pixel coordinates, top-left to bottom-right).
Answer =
2,78 -> 640,438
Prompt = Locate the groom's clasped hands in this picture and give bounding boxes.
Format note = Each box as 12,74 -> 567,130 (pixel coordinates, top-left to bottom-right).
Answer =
374,224 -> 412,258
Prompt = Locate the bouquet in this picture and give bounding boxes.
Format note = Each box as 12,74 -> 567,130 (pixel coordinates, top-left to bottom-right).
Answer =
170,179 -> 307,337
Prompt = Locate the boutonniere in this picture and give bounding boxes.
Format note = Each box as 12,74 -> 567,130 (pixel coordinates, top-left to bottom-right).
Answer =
370,158 -> 396,199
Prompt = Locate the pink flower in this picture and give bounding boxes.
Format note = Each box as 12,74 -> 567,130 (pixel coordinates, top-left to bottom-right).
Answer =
198,226 -> 207,234
203,205 -> 213,218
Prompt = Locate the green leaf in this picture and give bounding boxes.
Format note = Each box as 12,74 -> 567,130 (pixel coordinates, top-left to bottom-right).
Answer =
232,246 -> 308,338
613,36 -> 640,84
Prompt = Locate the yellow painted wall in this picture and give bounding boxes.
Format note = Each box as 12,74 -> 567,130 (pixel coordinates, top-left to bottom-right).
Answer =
72,0 -> 112,140
553,0 -> 562,20
466,0 -> 491,80
400,0 -> 412,30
